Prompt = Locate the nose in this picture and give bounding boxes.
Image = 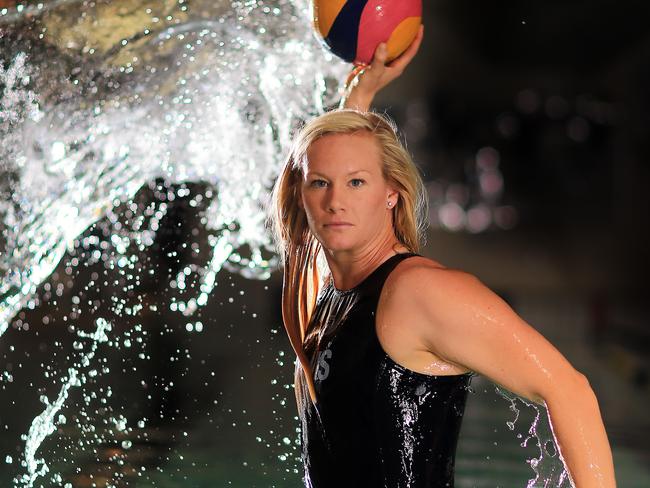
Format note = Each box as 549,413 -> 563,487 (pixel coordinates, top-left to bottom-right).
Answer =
324,184 -> 344,213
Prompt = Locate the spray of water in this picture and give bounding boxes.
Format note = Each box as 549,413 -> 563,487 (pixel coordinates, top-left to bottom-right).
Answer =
18,318 -> 112,486
0,1 -> 346,340
497,386 -> 573,487
1,0 -> 345,485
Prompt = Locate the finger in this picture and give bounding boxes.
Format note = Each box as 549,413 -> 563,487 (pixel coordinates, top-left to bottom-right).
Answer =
387,24 -> 424,70
370,42 -> 389,69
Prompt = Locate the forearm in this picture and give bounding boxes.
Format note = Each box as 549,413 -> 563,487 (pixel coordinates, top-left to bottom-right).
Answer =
339,68 -> 374,111
340,91 -> 373,111
545,377 -> 616,487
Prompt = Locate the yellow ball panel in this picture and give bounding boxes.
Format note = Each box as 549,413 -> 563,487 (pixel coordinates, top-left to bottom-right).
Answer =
313,0 -> 348,38
386,16 -> 421,62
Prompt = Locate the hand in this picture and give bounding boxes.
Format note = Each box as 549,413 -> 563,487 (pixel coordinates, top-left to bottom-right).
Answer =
341,24 -> 424,111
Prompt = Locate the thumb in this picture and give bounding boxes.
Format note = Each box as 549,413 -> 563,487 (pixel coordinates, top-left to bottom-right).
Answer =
372,42 -> 388,65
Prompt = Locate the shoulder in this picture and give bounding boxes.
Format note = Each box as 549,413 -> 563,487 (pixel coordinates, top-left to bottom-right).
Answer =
381,255 -> 499,327
381,254 -> 523,346
384,255 -> 482,300
377,256 -> 491,362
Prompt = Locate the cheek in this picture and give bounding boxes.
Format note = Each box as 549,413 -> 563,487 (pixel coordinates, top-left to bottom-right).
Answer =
300,194 -> 321,226
364,193 -> 388,218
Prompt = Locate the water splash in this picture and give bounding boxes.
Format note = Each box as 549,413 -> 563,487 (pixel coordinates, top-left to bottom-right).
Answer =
1,0 -> 345,485
497,387 -> 573,487
18,318 -> 111,487
0,0 -> 347,338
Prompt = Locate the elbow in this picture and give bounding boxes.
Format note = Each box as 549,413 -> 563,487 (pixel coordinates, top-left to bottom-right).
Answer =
544,369 -> 600,409
562,367 -> 594,395
572,369 -> 596,399
577,371 -> 601,409
570,369 -> 590,390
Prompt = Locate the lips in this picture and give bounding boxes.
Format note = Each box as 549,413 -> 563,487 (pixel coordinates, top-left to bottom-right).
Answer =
323,222 -> 353,227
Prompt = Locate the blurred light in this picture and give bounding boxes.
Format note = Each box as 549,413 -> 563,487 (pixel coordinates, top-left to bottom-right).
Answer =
466,204 -> 492,233
479,172 -> 503,198
476,147 -> 503,200
438,202 -> 465,231
445,183 -> 469,206
476,146 -> 500,171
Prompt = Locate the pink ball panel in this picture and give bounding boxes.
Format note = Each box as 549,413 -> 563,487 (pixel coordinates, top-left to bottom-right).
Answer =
356,0 -> 422,65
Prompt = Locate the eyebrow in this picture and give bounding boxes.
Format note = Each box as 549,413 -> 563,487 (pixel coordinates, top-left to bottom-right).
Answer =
308,170 -> 371,177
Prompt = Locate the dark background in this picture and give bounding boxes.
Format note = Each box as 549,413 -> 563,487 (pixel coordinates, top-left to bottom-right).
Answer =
384,0 -> 649,293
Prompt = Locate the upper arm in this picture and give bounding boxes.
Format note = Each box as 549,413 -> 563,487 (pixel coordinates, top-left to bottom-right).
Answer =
394,267 -> 585,404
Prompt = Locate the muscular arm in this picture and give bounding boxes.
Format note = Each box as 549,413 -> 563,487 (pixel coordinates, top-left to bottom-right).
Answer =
395,267 -> 616,487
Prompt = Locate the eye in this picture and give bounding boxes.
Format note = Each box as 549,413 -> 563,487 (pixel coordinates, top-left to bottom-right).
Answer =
350,178 -> 365,187
309,179 -> 327,188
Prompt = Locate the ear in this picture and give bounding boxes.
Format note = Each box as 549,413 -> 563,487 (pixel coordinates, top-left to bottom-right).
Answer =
386,187 -> 399,207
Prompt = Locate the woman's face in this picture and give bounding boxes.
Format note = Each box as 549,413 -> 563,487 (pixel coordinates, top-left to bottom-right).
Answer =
300,131 -> 397,255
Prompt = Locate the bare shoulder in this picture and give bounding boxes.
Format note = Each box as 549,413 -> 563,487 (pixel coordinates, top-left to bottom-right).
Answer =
383,255 -> 481,301
376,255 -> 485,374
382,255 -> 517,344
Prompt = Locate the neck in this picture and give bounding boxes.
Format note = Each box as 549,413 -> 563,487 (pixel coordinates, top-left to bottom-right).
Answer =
324,233 -> 409,291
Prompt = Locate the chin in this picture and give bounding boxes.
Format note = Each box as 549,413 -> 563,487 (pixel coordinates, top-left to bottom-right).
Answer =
316,236 -> 357,253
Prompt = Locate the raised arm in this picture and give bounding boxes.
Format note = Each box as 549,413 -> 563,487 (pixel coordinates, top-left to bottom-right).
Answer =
391,265 -> 616,487
341,25 -> 424,111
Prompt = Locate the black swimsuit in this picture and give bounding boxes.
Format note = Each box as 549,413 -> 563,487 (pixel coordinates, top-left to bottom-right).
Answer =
298,253 -> 473,488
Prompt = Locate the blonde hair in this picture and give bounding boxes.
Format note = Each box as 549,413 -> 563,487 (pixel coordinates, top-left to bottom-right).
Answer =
269,109 -> 428,406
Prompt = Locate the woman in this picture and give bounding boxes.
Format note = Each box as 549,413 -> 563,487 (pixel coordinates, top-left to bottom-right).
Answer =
270,28 -> 616,488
